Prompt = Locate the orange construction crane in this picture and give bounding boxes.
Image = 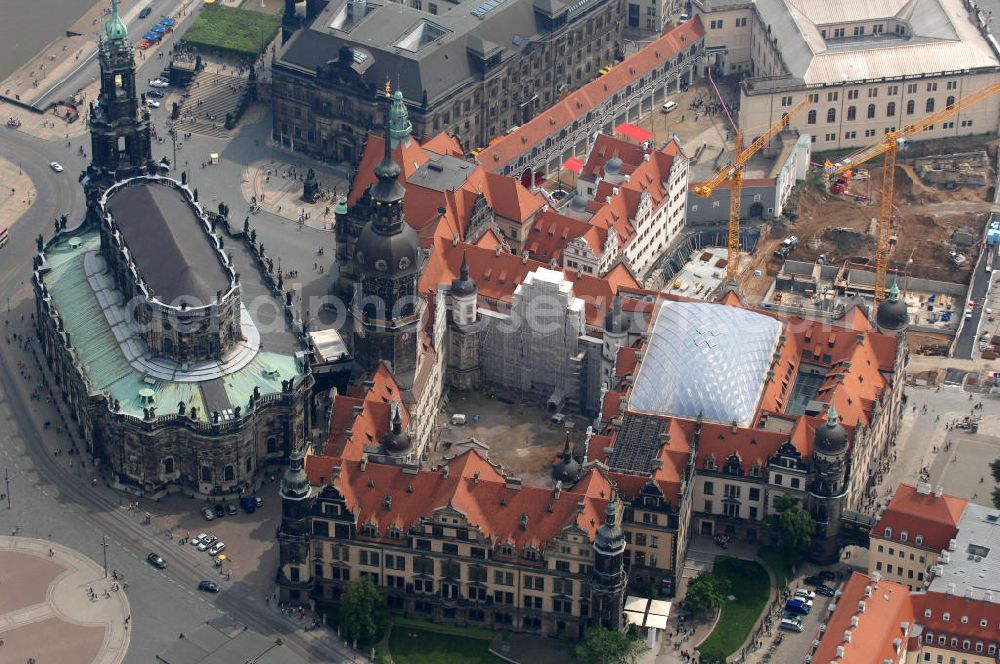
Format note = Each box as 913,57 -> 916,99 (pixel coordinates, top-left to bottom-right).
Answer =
693,98 -> 812,283
825,81 -> 1000,304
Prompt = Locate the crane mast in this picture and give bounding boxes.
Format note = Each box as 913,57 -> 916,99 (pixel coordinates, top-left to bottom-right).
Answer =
693,98 -> 812,284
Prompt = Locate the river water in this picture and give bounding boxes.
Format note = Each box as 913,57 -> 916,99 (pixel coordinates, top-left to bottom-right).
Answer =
0,0 -> 98,81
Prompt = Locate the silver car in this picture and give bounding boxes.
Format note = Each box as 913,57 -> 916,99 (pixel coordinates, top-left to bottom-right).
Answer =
209,542 -> 226,556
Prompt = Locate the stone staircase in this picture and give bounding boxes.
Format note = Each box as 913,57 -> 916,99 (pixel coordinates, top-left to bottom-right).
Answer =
173,70 -> 248,138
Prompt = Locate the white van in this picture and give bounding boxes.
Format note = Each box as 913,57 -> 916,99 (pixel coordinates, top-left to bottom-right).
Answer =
451,414 -> 467,425
661,100 -> 678,113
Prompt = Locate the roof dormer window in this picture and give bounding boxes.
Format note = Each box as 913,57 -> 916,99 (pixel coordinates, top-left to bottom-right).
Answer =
884,527 -> 892,538
900,530 -> 908,542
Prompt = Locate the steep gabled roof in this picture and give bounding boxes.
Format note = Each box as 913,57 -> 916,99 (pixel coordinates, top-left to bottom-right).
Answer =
873,483 -> 968,551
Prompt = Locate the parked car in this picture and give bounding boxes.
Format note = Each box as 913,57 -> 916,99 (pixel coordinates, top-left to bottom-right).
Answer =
226,503 -> 238,516
191,533 -> 209,547
49,161 -> 64,172
139,6 -> 152,18
200,507 -> 215,521
785,599 -> 810,615
214,504 -> 225,518
146,89 -> 164,98
147,552 -> 166,569
209,542 -> 226,556
803,575 -> 825,586
815,584 -> 836,597
198,580 -> 221,593
780,617 -> 804,633
255,496 -> 263,508
794,588 -> 816,600
197,535 -> 217,551
146,99 -> 160,108
149,78 -> 169,88
818,570 -> 836,581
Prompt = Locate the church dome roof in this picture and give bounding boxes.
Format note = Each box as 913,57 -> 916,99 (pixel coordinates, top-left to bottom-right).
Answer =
382,405 -> 412,455
876,282 -> 908,331
104,0 -> 128,42
355,220 -> 420,278
814,406 -> 848,454
604,156 -> 623,175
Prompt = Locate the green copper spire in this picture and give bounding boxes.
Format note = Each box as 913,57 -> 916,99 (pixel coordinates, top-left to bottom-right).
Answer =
388,90 -> 412,149
827,404 -> 838,427
888,281 -> 901,302
104,0 -> 129,43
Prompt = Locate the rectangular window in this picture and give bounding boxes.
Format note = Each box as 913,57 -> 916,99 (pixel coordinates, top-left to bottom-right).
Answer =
781,96 -> 792,107
887,85 -> 898,95
868,87 -> 878,98
494,570 -> 513,586
827,92 -> 838,102
927,82 -> 938,92
847,90 -> 859,100
704,481 -> 714,495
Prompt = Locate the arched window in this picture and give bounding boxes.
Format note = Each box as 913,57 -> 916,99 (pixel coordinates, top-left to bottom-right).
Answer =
827,108 -> 836,123
906,100 -> 915,115
946,95 -> 955,109
267,436 -> 278,453
164,457 -> 175,474
886,102 -> 896,117
224,465 -> 235,481
867,104 -> 876,119
846,106 -> 856,121
201,466 -> 212,482
926,98 -> 935,113
807,110 -> 816,125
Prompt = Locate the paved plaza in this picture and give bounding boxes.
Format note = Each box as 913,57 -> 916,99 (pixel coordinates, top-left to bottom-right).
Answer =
0,537 -> 130,664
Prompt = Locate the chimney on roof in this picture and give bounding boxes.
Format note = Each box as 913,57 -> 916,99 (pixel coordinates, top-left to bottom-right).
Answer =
495,245 -> 502,257
605,196 -> 612,204
843,629 -> 851,644
985,590 -> 993,604
452,234 -> 459,246
542,204 -> 549,212
935,485 -> 944,497
612,187 -> 620,196
443,465 -> 450,479
965,587 -> 974,599
731,420 -> 738,434
473,470 -> 480,484
947,582 -> 956,596
360,455 -> 368,471
643,153 -> 651,162
521,253 -> 529,264
554,482 -> 562,500
623,174 -> 630,183
520,513 -> 529,530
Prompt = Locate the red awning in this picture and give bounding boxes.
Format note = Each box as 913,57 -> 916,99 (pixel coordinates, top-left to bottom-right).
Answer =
562,157 -> 584,174
615,122 -> 653,143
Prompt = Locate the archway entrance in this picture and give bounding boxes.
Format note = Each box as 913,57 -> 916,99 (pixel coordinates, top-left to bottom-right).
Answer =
748,202 -> 764,220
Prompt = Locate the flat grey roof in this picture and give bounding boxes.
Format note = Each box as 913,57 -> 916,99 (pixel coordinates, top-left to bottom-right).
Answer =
929,503 -> 1000,599
107,181 -> 230,306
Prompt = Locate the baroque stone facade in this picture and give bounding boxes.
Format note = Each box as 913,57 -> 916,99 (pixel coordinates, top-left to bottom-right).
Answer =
271,0 -> 626,165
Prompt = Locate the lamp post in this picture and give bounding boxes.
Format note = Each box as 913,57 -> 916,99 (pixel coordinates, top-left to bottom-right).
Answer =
169,126 -> 177,167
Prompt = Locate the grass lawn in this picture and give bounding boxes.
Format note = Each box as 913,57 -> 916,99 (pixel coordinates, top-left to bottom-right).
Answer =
388,626 -> 505,664
698,557 -> 771,660
759,547 -> 799,588
181,4 -> 279,57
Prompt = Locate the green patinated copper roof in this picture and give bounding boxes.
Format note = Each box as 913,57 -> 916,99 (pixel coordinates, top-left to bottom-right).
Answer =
43,230 -> 303,422
389,89 -> 412,149
104,0 -> 128,43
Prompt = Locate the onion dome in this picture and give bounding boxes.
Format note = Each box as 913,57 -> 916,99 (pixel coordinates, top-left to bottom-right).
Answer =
604,294 -> 625,334
876,282 -> 908,332
382,403 -> 411,455
593,497 -> 625,556
104,0 -> 128,42
551,434 -> 581,484
280,447 -> 310,500
604,156 -> 623,176
570,194 -> 589,212
814,405 -> 848,454
451,250 -> 477,297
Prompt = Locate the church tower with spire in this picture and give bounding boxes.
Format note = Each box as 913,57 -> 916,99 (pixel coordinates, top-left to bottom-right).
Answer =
446,250 -> 481,390
87,0 -> 154,192
351,87 -> 423,389
807,405 -> 851,563
591,496 -> 627,631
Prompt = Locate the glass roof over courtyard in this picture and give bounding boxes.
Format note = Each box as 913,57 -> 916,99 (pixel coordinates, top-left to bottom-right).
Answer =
629,301 -> 782,427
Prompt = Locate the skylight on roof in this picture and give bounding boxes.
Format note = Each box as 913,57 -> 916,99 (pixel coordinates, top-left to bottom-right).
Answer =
471,0 -> 510,19
395,20 -> 449,52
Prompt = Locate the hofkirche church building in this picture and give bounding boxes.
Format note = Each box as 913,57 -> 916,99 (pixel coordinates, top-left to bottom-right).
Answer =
276,88 -> 910,634
32,0 -> 313,498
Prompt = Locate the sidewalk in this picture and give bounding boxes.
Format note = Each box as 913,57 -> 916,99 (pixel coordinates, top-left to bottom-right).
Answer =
0,536 -> 131,664
0,156 -> 37,230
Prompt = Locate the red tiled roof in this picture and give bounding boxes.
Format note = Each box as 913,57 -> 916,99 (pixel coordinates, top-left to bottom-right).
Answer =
476,18 -> 705,171
523,209 -> 594,263
420,240 -> 638,326
912,590 -> 1000,646
873,484 -> 968,551
813,572 -> 915,664
322,364 -> 410,462
318,449 -> 612,556
580,134 -> 648,182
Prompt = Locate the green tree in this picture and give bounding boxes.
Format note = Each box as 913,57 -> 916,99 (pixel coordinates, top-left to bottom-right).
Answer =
337,575 -> 388,646
573,626 -> 644,664
684,571 -> 730,616
699,651 -> 727,664
990,458 -> 1000,484
770,492 -> 816,556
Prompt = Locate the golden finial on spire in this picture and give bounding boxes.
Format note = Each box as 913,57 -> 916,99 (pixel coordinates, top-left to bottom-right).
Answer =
385,78 -> 392,97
